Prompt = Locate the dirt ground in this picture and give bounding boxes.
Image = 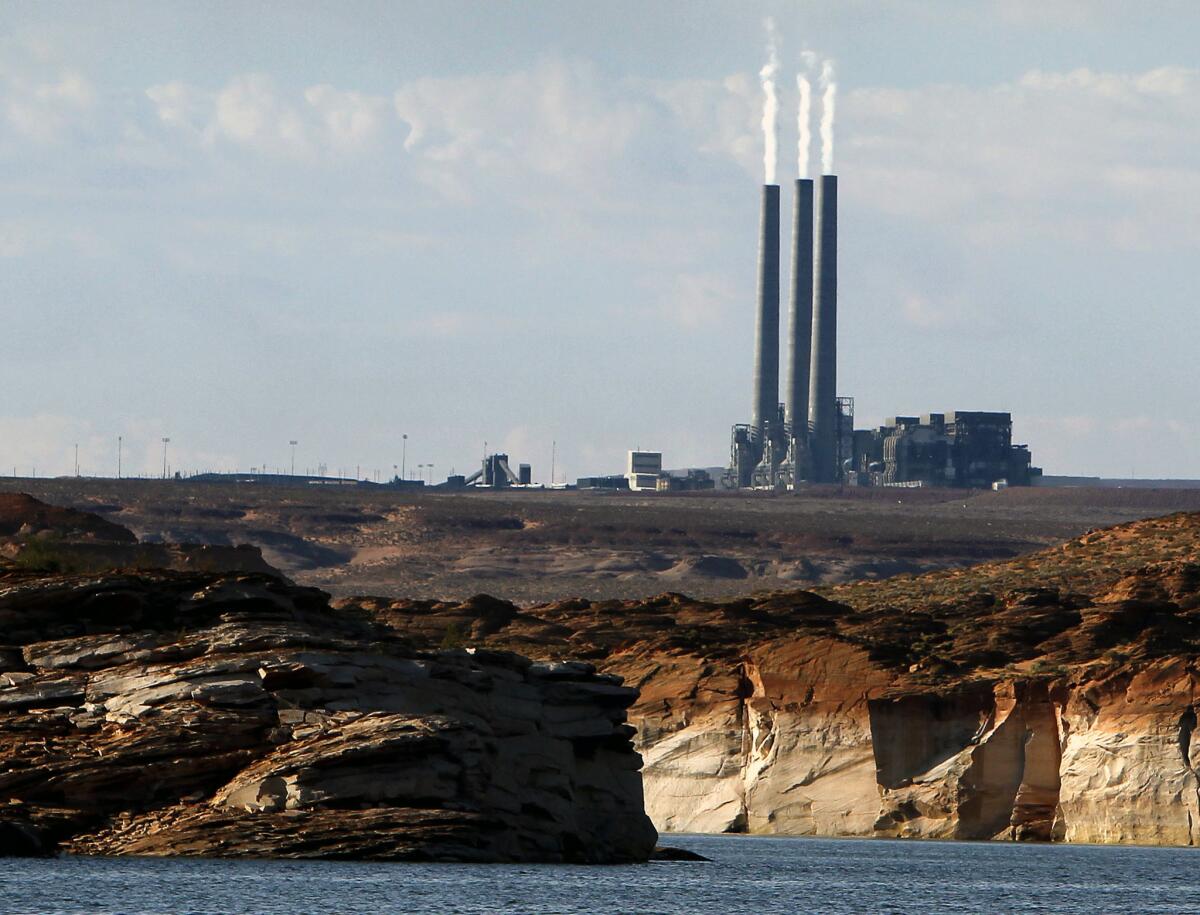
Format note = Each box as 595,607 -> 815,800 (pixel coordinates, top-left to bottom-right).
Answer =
3,477 -> 1199,605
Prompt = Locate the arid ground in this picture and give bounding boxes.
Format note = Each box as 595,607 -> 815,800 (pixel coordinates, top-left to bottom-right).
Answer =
3,478 -> 1199,604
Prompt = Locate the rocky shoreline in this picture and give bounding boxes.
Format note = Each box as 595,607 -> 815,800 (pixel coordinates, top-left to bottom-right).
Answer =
0,568 -> 656,862
5,492 -> 1200,854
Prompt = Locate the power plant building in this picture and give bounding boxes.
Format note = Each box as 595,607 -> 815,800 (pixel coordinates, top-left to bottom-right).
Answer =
724,174 -> 1039,491
851,412 -> 1039,488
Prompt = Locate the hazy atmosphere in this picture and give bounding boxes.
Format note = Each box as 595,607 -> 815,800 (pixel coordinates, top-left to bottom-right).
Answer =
4,0 -> 1198,480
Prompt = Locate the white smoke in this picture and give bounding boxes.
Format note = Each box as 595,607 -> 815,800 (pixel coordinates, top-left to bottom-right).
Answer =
819,58 -> 836,174
796,52 -> 815,178
760,18 -> 779,184
796,68 -> 816,177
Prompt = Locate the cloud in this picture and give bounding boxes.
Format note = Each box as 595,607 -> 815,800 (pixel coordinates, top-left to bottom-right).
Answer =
0,219 -> 109,260
422,312 -> 472,338
843,66 -> 1200,250
900,292 -> 963,329
1018,413 -> 1200,477
146,75 -> 389,159
3,70 -> 95,141
392,59 -> 665,198
304,84 -> 387,151
990,0 -> 1102,27
657,271 -> 737,329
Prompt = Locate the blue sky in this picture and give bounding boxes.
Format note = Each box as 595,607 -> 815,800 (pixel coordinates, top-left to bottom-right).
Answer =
3,1 -> 1198,480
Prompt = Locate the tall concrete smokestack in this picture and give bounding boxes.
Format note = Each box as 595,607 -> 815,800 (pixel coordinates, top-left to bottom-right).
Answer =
807,174 -> 837,482
786,178 -> 814,446
751,184 -> 781,446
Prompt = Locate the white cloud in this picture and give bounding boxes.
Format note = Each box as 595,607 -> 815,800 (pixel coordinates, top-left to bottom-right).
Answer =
144,80 -> 210,134
304,84 -> 386,151
147,75 -> 389,159
214,74 -> 308,154
843,66 -> 1200,250
392,59 -> 686,200
991,0 -> 1103,27
1018,413 -> 1200,477
900,292 -> 963,329
0,219 -> 109,260
657,271 -> 737,330
422,312 -> 472,338
3,70 -> 95,141
0,223 -> 29,257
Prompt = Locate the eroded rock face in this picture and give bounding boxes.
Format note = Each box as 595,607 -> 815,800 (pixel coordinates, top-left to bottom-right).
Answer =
0,571 -> 656,862
356,512 -> 1200,846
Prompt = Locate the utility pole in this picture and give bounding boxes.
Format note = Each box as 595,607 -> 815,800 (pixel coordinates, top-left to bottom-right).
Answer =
551,440 -> 556,487
118,436 -> 122,480
401,434 -> 407,481
290,440 -> 297,476
161,438 -> 170,480
74,443 -> 79,478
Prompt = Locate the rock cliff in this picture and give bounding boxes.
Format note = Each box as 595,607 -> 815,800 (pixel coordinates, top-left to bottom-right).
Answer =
356,511 -> 1200,845
0,569 -> 656,862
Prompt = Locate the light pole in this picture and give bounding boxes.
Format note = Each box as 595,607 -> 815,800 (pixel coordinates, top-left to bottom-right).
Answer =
401,434 -> 407,481
161,438 -> 170,480
74,443 -> 79,478
289,441 -> 297,476
118,436 -> 122,480
427,464 -> 435,484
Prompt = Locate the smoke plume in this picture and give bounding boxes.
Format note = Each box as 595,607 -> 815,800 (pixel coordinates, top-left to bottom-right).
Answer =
819,58 -> 836,174
796,56 -> 815,178
760,18 -> 779,184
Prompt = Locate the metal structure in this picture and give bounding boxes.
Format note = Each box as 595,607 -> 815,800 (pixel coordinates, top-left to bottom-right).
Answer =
846,411 -> 1040,488
722,171 -> 1040,490
751,185 -> 781,444
461,453 -> 532,488
727,176 -> 834,490
807,174 -> 839,483
786,178 -> 815,481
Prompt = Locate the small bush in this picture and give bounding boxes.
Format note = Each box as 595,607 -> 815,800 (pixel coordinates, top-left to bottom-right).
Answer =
11,537 -> 80,574
440,622 -> 466,649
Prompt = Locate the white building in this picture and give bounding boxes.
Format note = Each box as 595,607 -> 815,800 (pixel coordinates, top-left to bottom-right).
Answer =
626,451 -> 663,492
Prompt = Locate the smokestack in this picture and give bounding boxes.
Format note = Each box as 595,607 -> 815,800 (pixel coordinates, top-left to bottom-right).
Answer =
807,174 -> 837,482
786,178 -> 814,441
751,184 -> 781,446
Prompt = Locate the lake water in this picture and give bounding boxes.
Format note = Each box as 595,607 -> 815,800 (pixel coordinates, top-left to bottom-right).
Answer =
3,834 -> 1200,914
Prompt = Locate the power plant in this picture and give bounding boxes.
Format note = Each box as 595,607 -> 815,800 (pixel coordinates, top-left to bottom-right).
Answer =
724,173 -> 1038,490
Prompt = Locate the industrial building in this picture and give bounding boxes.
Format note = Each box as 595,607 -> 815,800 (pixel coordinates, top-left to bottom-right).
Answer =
849,412 -> 1039,488
458,453 -> 532,488
577,453 -> 714,493
626,451 -> 663,492
724,174 -> 1039,490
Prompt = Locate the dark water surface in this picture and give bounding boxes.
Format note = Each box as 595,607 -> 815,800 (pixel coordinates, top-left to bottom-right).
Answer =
4,834 -> 1200,914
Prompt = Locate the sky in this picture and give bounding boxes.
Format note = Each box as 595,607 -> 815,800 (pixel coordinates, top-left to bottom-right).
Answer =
3,0 -> 1199,481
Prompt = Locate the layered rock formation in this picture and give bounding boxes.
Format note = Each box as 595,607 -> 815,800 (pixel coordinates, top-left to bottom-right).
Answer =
0,492 -> 274,577
355,512 -> 1200,845
0,569 -> 655,862
9,488 -> 1200,850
